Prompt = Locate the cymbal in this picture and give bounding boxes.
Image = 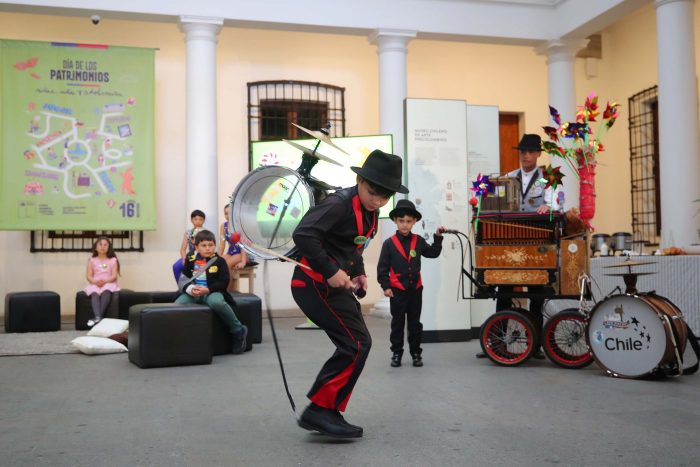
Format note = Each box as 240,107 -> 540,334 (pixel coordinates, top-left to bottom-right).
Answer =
283,139 -> 343,167
602,260 -> 657,268
306,175 -> 340,191
604,272 -> 657,277
291,123 -> 351,156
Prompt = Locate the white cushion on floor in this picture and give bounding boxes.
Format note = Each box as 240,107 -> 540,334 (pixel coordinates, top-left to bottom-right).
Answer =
71,336 -> 127,355
87,318 -> 128,337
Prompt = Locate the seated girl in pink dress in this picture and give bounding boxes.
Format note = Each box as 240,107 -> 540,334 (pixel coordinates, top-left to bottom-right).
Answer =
83,236 -> 121,327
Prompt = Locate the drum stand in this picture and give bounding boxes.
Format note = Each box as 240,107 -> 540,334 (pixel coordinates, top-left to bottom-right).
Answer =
603,259 -> 656,294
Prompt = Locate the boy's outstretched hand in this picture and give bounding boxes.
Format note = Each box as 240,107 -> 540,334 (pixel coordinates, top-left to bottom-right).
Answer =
436,226 -> 447,236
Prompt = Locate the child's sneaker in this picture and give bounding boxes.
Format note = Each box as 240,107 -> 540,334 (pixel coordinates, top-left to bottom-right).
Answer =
231,325 -> 248,354
390,352 -> 402,367
87,319 -> 96,327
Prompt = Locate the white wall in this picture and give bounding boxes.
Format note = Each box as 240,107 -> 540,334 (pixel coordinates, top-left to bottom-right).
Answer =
2,3 -> 700,317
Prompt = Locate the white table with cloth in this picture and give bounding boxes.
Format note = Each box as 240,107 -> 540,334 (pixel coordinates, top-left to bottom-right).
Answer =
544,255 -> 699,334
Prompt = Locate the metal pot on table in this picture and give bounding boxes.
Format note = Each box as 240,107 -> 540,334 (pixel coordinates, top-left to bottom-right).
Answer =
591,233 -> 611,256
611,232 -> 632,252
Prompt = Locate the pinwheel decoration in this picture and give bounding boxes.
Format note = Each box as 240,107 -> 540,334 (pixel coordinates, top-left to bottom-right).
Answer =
541,92 -> 620,230
541,164 -> 565,190
470,173 -> 495,231
538,164 -> 565,220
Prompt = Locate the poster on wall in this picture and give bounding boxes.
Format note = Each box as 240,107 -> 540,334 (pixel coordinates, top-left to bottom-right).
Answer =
404,98 -> 470,339
0,39 -> 155,230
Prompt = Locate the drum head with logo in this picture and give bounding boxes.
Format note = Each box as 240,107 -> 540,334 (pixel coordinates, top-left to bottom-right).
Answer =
230,166 -> 314,260
586,295 -> 667,377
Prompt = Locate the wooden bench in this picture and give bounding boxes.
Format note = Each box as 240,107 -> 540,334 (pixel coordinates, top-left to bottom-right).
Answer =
231,266 -> 257,294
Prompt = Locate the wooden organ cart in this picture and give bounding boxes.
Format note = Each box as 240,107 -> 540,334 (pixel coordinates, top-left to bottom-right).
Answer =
467,181 -> 590,367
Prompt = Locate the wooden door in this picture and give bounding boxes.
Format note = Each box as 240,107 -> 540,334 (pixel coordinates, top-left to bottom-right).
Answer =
499,114 -> 520,175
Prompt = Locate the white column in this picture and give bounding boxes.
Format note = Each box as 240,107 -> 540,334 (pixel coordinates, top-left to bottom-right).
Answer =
368,29 -> 416,317
655,0 -> 700,247
537,39 -> 588,210
369,29 -> 416,160
179,16 -> 223,232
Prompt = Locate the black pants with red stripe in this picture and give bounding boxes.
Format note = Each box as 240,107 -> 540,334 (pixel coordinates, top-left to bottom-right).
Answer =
389,288 -> 423,355
291,267 -> 371,412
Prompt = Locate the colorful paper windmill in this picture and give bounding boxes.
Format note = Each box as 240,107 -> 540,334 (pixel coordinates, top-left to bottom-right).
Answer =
469,173 -> 494,231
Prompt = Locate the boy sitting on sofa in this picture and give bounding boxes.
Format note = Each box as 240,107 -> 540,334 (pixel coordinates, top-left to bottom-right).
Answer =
176,229 -> 248,354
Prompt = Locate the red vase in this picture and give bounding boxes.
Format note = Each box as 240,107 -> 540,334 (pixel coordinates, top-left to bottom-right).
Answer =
579,160 -> 596,225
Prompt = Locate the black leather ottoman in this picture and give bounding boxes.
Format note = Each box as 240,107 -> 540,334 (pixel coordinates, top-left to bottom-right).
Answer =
117,290 -> 150,320
5,291 -> 61,333
117,290 -> 178,320
75,291 -> 120,330
231,292 -> 263,345
128,304 -> 212,368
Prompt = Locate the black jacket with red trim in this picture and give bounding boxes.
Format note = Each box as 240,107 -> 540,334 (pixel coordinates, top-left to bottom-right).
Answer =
377,231 -> 443,291
292,186 -> 376,280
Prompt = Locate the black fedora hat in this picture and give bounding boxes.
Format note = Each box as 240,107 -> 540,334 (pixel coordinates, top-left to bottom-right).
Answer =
513,134 -> 542,151
351,149 -> 409,194
389,199 -> 422,221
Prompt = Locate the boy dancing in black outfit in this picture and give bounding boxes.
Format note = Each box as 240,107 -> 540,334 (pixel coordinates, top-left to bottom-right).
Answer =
291,150 -> 408,439
377,199 -> 444,368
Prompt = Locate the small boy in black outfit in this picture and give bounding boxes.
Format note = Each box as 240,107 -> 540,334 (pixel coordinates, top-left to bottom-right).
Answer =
291,149 -> 407,439
175,229 -> 248,354
377,199 -> 445,368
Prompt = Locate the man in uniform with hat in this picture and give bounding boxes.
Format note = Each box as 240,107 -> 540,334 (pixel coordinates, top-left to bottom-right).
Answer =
291,149 -> 407,439
507,133 -> 562,215
377,199 -> 445,368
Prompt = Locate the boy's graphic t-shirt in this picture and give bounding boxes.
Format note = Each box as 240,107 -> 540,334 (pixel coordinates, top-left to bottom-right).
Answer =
193,258 -> 208,288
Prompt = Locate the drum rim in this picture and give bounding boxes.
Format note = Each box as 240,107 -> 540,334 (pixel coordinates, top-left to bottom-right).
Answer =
586,293 -> 666,378
229,165 -> 314,260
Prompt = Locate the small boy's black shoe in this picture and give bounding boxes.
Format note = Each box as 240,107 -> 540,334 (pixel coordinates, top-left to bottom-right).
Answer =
298,403 -> 363,438
532,350 -> 545,360
411,354 -> 423,367
231,325 -> 248,354
475,351 -> 488,359
390,352 -> 402,367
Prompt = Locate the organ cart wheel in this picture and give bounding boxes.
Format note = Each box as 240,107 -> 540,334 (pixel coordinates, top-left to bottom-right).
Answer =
479,310 -> 536,366
543,309 -> 593,369
511,306 -> 542,350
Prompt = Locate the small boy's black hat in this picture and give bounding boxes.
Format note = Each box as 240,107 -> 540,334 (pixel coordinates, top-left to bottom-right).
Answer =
389,199 -> 422,221
513,134 -> 542,151
351,149 -> 409,194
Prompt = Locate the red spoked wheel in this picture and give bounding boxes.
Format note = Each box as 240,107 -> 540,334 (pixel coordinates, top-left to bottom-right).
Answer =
543,309 -> 593,369
479,310 -> 535,366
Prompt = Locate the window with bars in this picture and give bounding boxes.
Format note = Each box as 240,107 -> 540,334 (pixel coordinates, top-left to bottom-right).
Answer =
247,80 -> 345,164
30,230 -> 144,253
628,85 -> 660,246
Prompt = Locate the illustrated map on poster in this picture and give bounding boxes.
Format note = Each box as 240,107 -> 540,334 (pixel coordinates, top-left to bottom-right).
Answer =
0,40 -> 155,230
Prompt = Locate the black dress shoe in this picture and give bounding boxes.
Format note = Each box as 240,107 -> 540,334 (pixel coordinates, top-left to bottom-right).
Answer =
411,354 -> 423,367
298,403 -> 363,438
335,411 -> 363,435
475,351 -> 488,359
390,352 -> 402,367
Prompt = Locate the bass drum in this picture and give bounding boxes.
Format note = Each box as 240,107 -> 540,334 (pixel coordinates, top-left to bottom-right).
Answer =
586,294 -> 688,378
230,166 -> 315,260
